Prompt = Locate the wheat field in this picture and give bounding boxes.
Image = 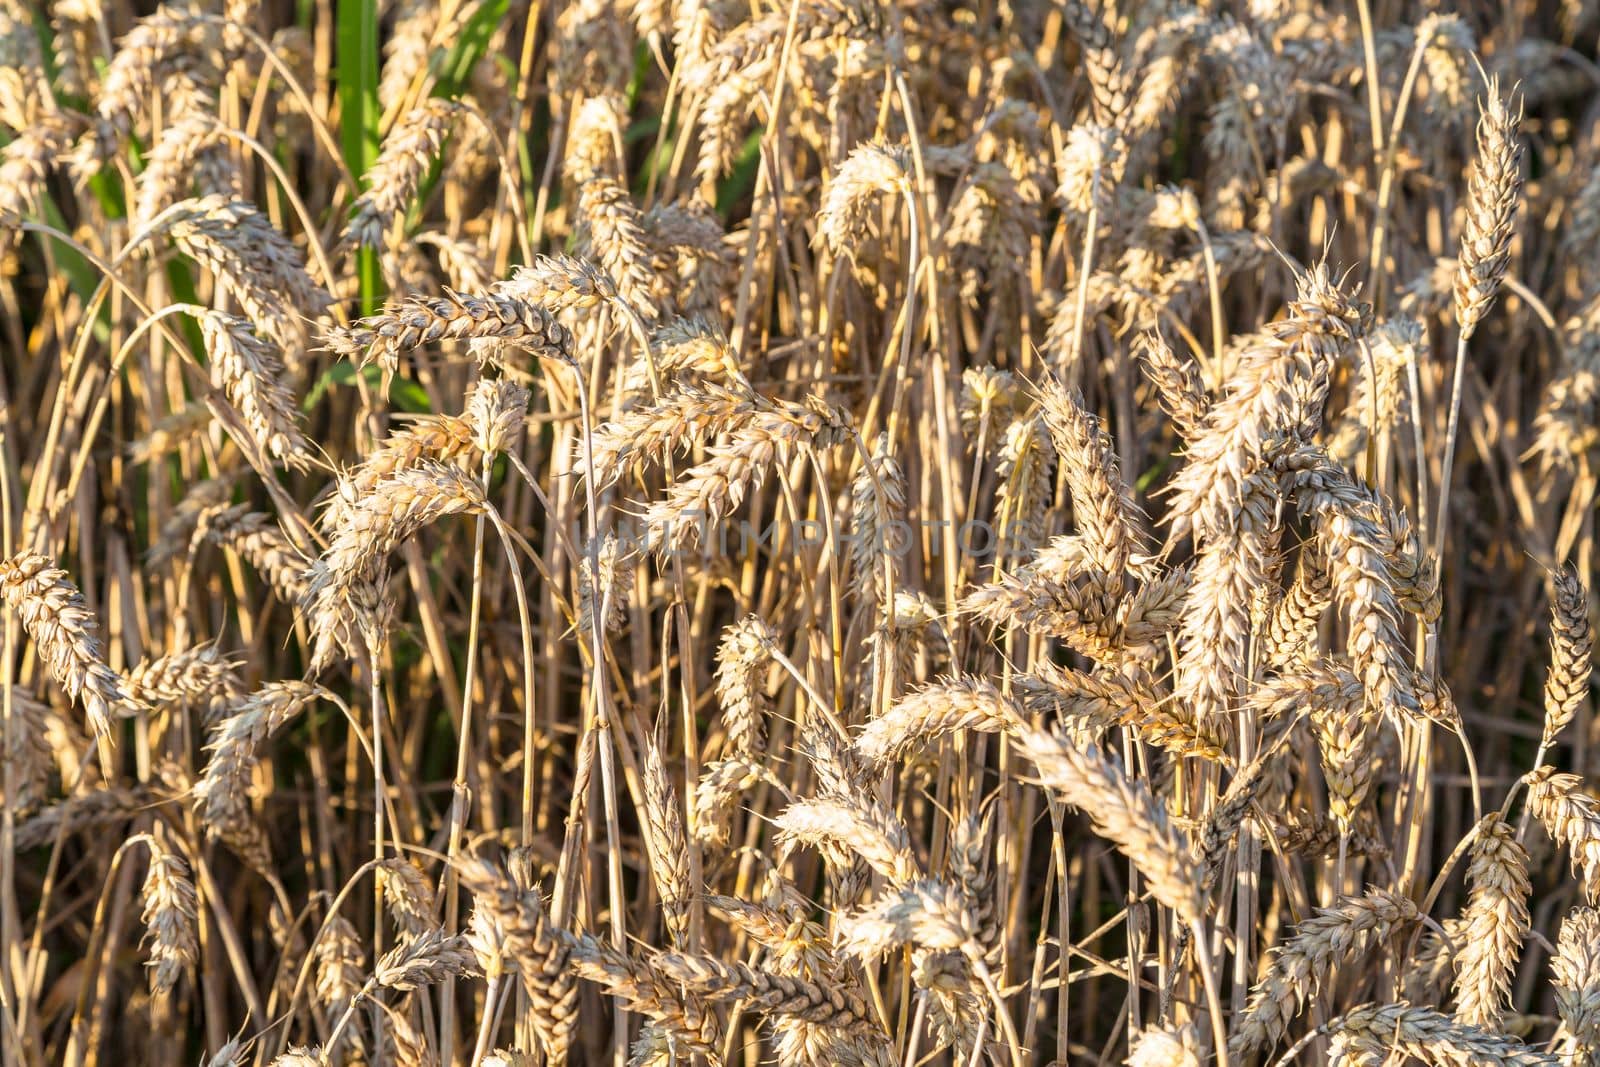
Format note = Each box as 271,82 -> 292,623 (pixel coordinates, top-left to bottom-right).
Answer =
0,0 -> 1597,1063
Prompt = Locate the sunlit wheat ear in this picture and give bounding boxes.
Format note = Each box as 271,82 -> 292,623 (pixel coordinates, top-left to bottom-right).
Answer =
1013,725 -> 1203,924
1451,814 -> 1531,1030
1322,1002 -> 1555,1066
1524,767 -> 1600,902
651,951 -> 882,1034
644,397 -> 848,553
640,738 -> 691,945
192,735 -> 274,874
453,857 -> 579,1061
1128,1026 -> 1200,1067
1378,505 -> 1440,628
197,310 -> 314,471
1020,659 -> 1228,761
498,254 -> 616,313
346,98 -> 463,252
682,0 -> 877,104
377,0 -> 434,112
958,569 -> 1122,661
1542,568 -> 1594,751
693,68 -> 767,199
70,8 -> 241,179
1196,742 -> 1281,890
645,316 -> 741,385
691,756 -> 774,848
1056,123 -> 1120,226
577,534 -> 633,636
577,176 -> 660,319
946,812 -> 1000,954
138,834 -> 198,996
847,433 -> 905,612
0,551 -> 139,741
334,462 -> 490,576
993,415 -> 1055,552
377,858 -> 437,939
1417,15 -> 1476,128
159,195 -> 329,345
562,93 -> 626,182
1135,331 -> 1208,441
815,141 -> 911,254
1453,78 -> 1524,341
586,381 -> 758,489
564,934 -> 723,1058
957,366 -> 1022,447
125,643 -> 242,714
1283,449 -> 1426,725
1060,0 -> 1130,130
0,119 -> 72,223
706,894 -> 835,980
304,462 -> 489,669
198,505 -> 310,603
1553,907 -> 1600,1066
465,378 -> 531,457
853,676 -> 1023,773
324,289 -> 572,386
322,410 -> 479,535
134,107 -> 235,226
714,615 -> 775,760
372,929 -> 476,990
314,917 -> 366,1059
1229,888 -> 1423,1058
775,796 -> 921,885
380,1007 -> 432,1064
838,879 -> 982,964
1036,380 -> 1144,590
1165,264 -> 1364,548
1305,662 -> 1377,834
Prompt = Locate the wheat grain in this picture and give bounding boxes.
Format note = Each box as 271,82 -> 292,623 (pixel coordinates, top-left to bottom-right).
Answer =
1451,815 -> 1531,1030
0,552 -> 138,740
138,834 -> 198,996
1013,724 -> 1202,923
1543,568 -> 1594,750
1553,907 -> 1600,1067
1230,888 -> 1422,1057
326,290 -> 572,384
1454,80 -> 1524,341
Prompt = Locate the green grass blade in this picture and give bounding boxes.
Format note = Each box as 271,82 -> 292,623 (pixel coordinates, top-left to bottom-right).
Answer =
337,0 -> 382,315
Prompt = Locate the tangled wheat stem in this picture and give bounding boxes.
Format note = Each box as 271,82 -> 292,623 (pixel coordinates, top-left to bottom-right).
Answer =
11,223 -> 315,549
0,370 -> 18,1066
14,218 -> 205,524
437,451 -> 493,1067
545,355 -> 630,1042
195,120 -> 345,316
1367,28 -> 1434,308
64,836 -> 266,1065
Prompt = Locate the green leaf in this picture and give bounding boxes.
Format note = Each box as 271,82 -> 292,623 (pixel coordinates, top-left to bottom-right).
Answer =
434,0 -> 509,97
305,361 -> 432,414
716,128 -> 765,218
337,0 -> 382,314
